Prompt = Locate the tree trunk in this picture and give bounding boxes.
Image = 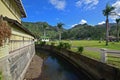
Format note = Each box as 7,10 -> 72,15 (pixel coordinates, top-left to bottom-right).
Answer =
117,23 -> 119,42
106,17 -> 109,46
59,31 -> 61,41
44,29 -> 46,37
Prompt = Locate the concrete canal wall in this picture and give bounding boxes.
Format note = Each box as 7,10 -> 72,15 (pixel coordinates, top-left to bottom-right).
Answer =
0,44 -> 35,80
37,45 -> 120,80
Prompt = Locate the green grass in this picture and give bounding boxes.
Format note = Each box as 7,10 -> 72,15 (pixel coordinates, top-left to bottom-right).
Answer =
107,56 -> 120,69
71,48 -> 120,68
62,40 -> 120,50
83,51 -> 120,69
0,72 -> 2,80
83,51 -> 101,60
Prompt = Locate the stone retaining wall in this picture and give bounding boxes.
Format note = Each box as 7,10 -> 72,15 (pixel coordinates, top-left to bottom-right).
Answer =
0,43 -> 35,80
37,45 -> 120,80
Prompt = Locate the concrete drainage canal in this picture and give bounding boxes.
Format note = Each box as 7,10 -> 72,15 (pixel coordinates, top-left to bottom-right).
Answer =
24,49 -> 91,80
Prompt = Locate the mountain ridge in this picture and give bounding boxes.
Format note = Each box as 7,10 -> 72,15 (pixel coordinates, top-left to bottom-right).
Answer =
22,22 -> 118,40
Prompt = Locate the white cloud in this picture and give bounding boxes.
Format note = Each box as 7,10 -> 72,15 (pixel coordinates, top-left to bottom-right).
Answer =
76,1 -> 82,7
98,21 -> 105,25
71,19 -> 87,28
49,0 -> 66,10
79,19 -> 87,24
76,0 -> 99,10
71,24 -> 78,28
111,0 -> 120,19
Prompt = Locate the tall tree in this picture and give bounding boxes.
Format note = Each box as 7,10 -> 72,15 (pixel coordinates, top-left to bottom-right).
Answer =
116,18 -> 120,42
103,3 -> 115,46
57,22 -> 64,41
43,23 -> 48,37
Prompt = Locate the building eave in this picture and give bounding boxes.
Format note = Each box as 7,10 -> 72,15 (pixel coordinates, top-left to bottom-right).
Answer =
3,17 -> 35,38
14,0 -> 27,18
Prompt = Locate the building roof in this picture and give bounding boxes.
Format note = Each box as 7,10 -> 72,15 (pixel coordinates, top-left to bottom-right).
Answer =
3,17 -> 35,38
14,0 -> 26,18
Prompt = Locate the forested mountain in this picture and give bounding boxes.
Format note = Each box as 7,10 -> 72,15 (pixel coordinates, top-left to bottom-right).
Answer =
22,22 -> 117,40
62,23 -> 117,40
22,22 -> 59,39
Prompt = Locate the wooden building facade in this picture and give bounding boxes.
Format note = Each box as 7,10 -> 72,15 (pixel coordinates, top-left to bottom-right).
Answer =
0,0 -> 35,80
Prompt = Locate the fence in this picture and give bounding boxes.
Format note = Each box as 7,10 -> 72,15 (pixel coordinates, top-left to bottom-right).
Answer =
100,48 -> 120,63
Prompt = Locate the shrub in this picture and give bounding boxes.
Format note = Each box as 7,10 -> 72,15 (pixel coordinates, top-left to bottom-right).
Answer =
77,46 -> 84,53
40,41 -> 46,47
57,42 -> 64,50
51,42 -> 55,46
64,43 -> 71,49
57,42 -> 71,50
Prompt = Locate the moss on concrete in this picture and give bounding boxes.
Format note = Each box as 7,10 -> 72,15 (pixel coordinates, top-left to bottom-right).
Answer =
0,71 -> 2,80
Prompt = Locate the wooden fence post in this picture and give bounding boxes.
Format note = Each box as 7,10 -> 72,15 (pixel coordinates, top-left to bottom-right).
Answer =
100,48 -> 107,63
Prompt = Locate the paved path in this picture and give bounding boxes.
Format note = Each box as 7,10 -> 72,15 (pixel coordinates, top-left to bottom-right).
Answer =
24,55 -> 43,80
85,47 -> 120,57
85,47 -> 100,52
72,46 -> 120,56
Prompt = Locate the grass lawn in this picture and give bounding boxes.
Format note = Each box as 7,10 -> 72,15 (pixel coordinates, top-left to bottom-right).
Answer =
83,51 -> 120,68
71,47 -> 120,68
62,40 -> 120,50
67,40 -> 120,68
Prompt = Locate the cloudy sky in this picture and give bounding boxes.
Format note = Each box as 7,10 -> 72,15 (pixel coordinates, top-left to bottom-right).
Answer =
22,0 -> 120,29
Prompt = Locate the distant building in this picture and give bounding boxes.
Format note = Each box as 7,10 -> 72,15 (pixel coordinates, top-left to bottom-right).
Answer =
0,0 -> 35,80
108,36 -> 116,42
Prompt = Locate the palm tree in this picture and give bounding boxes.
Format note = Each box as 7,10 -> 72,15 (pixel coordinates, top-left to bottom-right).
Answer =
103,3 -> 115,46
43,23 -> 48,37
57,22 -> 64,41
116,18 -> 120,42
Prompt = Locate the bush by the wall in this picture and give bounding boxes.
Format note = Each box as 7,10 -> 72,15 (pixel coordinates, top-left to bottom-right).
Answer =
64,43 -> 71,49
77,46 -> 84,53
56,42 -> 64,50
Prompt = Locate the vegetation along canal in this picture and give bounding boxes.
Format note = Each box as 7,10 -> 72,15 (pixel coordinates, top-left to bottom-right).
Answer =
35,49 -> 90,80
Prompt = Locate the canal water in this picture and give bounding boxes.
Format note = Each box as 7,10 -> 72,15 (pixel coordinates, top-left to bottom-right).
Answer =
36,49 -> 90,80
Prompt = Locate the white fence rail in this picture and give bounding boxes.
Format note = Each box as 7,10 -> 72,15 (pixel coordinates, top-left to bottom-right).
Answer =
100,48 -> 120,63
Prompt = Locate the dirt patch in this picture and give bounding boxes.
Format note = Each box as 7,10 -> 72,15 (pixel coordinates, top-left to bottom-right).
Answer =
24,55 -> 43,80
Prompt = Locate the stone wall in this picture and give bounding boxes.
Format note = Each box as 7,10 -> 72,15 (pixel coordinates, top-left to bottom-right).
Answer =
0,43 -> 35,80
38,45 -> 120,80
0,55 -> 11,80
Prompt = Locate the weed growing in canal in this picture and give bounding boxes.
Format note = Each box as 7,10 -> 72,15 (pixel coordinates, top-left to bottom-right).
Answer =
0,71 -> 2,80
51,42 -> 55,46
40,41 -> 46,47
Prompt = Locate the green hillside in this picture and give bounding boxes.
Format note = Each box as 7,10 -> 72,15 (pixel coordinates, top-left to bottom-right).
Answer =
22,22 -> 118,40
22,22 -> 58,39
62,23 -> 117,40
